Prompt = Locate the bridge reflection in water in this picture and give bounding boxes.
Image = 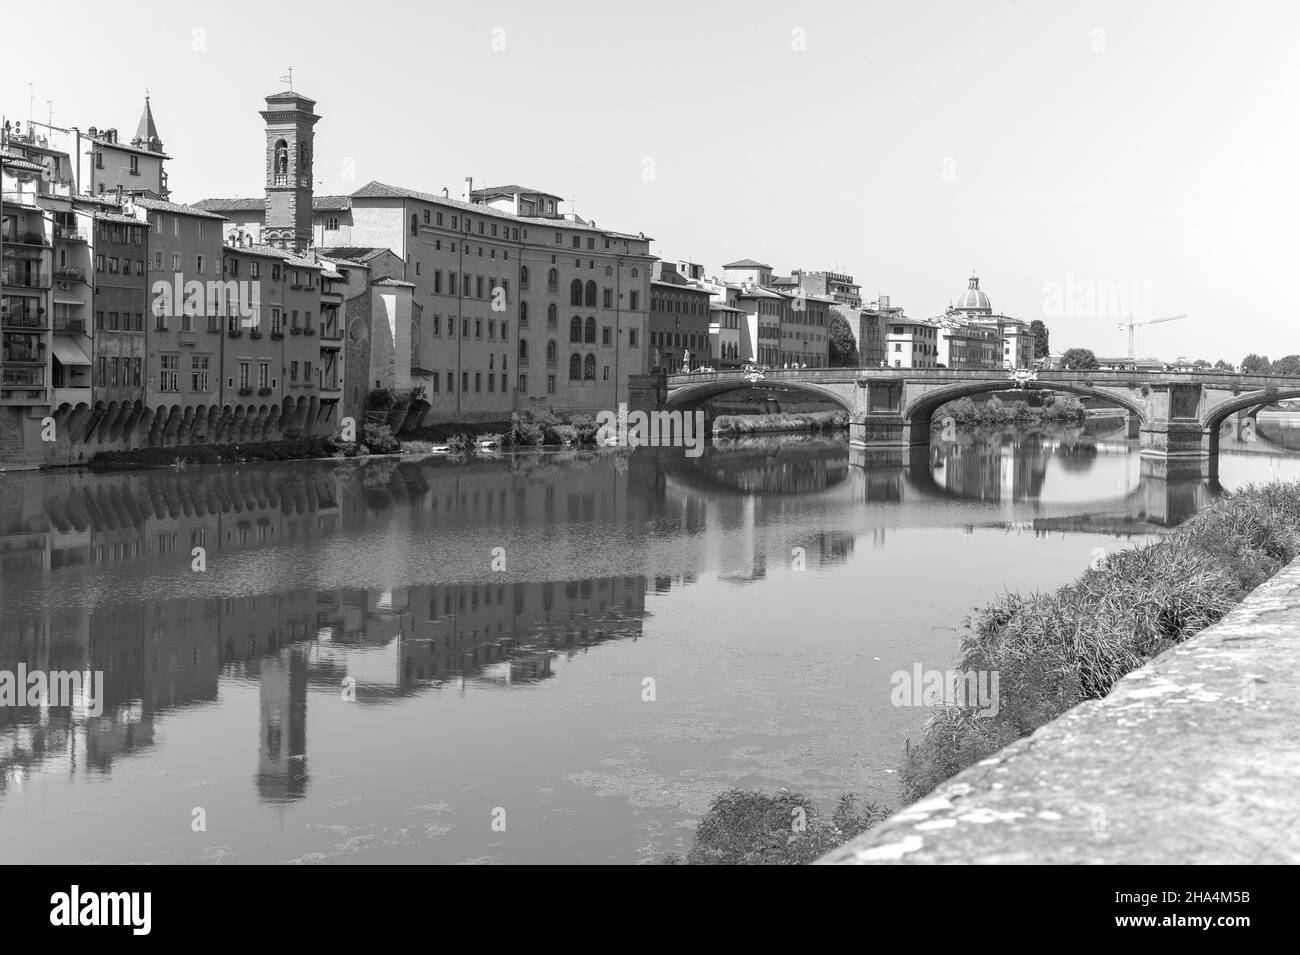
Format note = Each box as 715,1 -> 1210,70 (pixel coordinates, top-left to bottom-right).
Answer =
0,426 -> 1278,827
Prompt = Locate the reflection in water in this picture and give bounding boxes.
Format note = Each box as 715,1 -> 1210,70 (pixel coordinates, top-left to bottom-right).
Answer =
1,425 -> 1296,862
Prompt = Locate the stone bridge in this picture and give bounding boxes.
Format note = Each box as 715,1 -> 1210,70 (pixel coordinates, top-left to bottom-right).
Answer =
639,367 -> 1300,472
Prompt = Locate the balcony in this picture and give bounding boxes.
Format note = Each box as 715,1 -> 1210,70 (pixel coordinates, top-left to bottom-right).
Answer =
54,386 -> 92,406
2,310 -> 47,330
250,329 -> 263,339
54,267 -> 87,282
179,331 -> 199,346
227,328 -> 244,338
319,381 -> 341,393
1,367 -> 47,404
54,226 -> 88,243
2,270 -> 48,289
290,327 -> 302,335
303,328 -> 315,337
53,316 -> 86,334
0,231 -> 50,248
271,331 -> 284,340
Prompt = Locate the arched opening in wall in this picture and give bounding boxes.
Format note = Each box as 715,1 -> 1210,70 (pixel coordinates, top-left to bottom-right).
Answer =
569,354 -> 581,381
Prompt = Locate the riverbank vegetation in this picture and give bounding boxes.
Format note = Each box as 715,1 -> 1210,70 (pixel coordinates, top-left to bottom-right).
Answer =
713,410 -> 848,436
899,481 -> 1300,803
663,790 -> 888,864
931,394 -> 1085,430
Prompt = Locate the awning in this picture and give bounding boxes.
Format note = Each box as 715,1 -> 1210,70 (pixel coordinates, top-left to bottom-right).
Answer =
51,337 -> 92,366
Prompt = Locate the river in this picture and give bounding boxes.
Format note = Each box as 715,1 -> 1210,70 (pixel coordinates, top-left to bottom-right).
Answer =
2,417 -> 1299,863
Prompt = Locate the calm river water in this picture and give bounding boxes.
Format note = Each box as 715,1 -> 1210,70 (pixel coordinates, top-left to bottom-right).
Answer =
3,418 -> 1299,864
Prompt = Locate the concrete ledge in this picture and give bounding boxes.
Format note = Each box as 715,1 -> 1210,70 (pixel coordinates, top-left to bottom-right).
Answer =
819,557 -> 1300,864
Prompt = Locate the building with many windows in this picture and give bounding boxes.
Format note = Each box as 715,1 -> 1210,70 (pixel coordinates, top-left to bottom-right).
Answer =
196,94 -> 657,420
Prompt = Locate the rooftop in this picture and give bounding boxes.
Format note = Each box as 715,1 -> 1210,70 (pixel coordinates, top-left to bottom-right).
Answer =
723,258 -> 772,269
130,196 -> 227,220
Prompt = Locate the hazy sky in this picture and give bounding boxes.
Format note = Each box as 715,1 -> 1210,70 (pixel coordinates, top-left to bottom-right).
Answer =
6,0 -> 1297,361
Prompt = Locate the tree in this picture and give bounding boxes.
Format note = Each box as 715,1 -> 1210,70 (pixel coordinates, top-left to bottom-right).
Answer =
827,313 -> 860,367
1060,347 -> 1099,370
1028,320 -> 1050,359
1214,359 -> 1235,372
1271,355 -> 1300,376
1192,359 -> 1212,369
1240,354 -> 1271,375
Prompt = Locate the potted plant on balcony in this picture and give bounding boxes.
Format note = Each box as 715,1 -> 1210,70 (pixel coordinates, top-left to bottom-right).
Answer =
228,328 -> 243,338
238,386 -> 253,396
271,330 -> 284,340
250,329 -> 263,339
290,326 -> 303,335
258,386 -> 273,397
304,327 -> 315,337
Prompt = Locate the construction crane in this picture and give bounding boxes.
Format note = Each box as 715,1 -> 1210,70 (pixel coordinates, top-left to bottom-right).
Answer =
1117,314 -> 1186,361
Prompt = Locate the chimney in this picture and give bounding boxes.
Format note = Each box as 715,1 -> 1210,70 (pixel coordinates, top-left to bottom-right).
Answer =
463,176 -> 473,202
115,184 -> 123,204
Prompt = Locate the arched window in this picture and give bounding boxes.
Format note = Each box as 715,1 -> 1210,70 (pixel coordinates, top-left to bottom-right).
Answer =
604,265 -> 613,277
518,338 -> 528,361
520,265 -> 530,288
569,354 -> 582,380
570,316 -> 583,342
273,139 -> 289,182
546,339 -> 557,361
584,354 -> 596,380
410,214 -> 418,237
547,303 -> 557,326
584,316 -> 596,343
548,268 -> 558,291
519,301 -> 528,325
570,279 -> 583,306
631,268 -> 638,278
584,281 -> 597,307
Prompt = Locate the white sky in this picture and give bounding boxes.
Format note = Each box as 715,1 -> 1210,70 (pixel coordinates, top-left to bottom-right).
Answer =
5,0 -> 1298,362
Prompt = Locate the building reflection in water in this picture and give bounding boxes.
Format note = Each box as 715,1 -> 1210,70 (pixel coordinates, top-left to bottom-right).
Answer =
0,427 -> 1229,804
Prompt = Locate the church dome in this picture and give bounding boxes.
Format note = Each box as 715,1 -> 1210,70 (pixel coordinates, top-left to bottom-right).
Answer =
954,270 -> 991,312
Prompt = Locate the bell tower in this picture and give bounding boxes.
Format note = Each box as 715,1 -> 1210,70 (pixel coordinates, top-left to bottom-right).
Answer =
260,90 -> 319,252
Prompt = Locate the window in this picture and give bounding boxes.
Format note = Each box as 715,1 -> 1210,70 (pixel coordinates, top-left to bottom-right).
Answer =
570,316 -> 582,342
240,362 -> 251,388
196,255 -> 204,274
602,326 -> 612,345
518,373 -> 527,393
570,279 -> 583,305
547,374 -> 556,394
603,365 -> 609,381
569,354 -> 581,380
462,371 -> 469,392
474,372 -> 482,392
434,270 -> 442,293
572,235 -> 581,249
629,329 -> 638,347
546,339 -> 557,362
520,266 -> 529,288
160,354 -> 180,392
629,291 -> 639,310
475,319 -> 482,339
304,361 -> 312,384
289,362 -> 298,383
585,317 -> 596,343
547,303 -> 557,327
488,372 -> 495,392
271,307 -> 282,334
192,355 -> 210,392
603,288 -> 613,309
258,362 -> 269,388
410,214 -> 418,236
548,268 -> 559,291
519,338 -> 528,362
584,281 -> 597,307
519,301 -> 528,325
584,354 -> 596,380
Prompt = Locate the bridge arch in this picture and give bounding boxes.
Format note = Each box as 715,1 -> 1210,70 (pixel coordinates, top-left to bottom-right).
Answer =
1202,389 -> 1300,432
665,378 -> 855,415
903,380 -> 1147,431
1203,388 -> 1300,460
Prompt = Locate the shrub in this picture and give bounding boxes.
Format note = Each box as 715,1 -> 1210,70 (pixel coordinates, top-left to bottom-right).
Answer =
445,433 -> 476,453
505,413 -> 546,448
569,413 -> 600,444
361,422 -> 401,454
671,790 -> 888,865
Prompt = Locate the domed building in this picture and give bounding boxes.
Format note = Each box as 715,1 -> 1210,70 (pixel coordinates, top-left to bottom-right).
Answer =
942,269 -> 1035,369
951,270 -> 993,316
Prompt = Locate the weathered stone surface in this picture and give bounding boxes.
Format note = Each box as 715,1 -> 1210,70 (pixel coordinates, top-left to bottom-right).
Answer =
819,558 -> 1300,864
